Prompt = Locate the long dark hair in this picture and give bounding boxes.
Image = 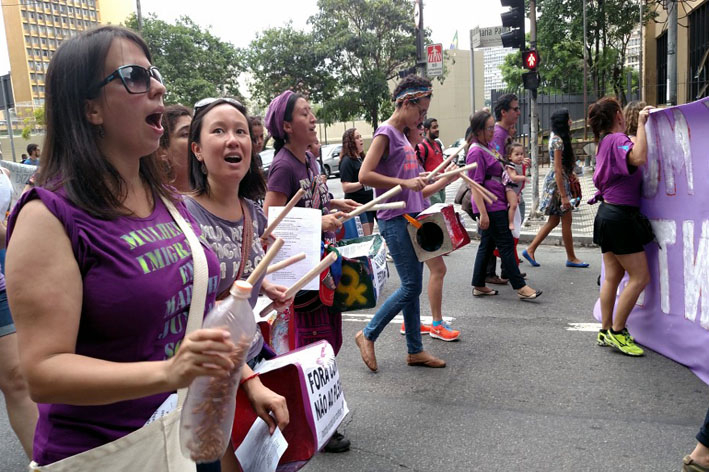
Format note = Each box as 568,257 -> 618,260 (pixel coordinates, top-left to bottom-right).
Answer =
38,25 -> 173,219
550,109 -> 575,173
273,93 -> 302,154
188,99 -> 266,201
341,128 -> 363,161
469,110 -> 492,145
588,96 -> 622,144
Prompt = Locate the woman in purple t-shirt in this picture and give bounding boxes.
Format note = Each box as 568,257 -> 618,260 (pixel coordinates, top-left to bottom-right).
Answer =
588,97 -> 653,357
467,110 -> 542,300
356,75 -> 455,372
4,27 -> 239,467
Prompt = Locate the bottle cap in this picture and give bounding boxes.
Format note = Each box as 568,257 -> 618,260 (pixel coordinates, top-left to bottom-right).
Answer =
230,280 -> 253,298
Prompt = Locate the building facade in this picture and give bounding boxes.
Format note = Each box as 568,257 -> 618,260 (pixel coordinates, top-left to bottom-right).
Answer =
643,0 -> 709,105
483,46 -> 513,107
1,0 -> 133,112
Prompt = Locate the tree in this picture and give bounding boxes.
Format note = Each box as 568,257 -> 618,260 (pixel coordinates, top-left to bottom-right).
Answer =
309,0 -> 419,128
125,14 -> 243,106
21,106 -> 44,139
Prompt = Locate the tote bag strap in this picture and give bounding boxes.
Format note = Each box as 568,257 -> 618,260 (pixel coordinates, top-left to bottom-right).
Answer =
160,194 -> 209,407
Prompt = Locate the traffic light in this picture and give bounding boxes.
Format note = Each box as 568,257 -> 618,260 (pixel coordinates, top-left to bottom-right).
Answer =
522,49 -> 540,71
500,0 -> 525,49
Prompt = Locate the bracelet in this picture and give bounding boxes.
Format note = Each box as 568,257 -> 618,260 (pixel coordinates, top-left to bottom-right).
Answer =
240,373 -> 260,386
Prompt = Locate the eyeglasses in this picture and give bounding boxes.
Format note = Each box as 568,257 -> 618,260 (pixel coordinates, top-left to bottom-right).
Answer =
193,97 -> 243,115
485,126 -> 495,131
95,65 -> 163,95
416,123 -> 424,129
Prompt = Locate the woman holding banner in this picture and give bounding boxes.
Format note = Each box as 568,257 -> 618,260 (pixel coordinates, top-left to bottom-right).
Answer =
355,75 -> 455,371
4,26 -> 239,469
588,97 -> 653,356
263,90 -> 358,453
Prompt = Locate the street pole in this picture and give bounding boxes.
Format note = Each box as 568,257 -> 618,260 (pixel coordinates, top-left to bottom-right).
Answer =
416,0 -> 425,77
0,78 -> 16,162
470,31 -> 476,113
583,0 -> 588,140
529,0 -> 541,218
639,0 -> 644,102
667,0 -> 677,105
136,0 -> 143,32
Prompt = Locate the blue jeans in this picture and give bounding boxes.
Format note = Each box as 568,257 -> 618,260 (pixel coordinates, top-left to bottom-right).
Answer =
698,408 -> 709,447
363,216 -> 424,355
472,210 -> 525,289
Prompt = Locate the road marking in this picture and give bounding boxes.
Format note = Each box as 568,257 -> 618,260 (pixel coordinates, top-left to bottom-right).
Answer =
343,313 -> 456,325
566,322 -> 602,332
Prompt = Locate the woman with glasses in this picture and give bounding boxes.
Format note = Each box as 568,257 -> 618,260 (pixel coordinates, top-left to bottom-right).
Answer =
467,110 -> 542,300
522,109 -> 588,269
354,74 -> 454,372
263,90 -> 358,454
184,97 -> 290,471
4,26 -> 238,468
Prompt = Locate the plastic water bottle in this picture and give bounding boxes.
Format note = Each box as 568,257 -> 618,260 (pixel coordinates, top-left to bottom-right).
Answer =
180,280 -> 256,463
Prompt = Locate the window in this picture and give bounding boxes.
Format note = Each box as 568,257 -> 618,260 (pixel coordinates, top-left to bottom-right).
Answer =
689,1 -> 709,100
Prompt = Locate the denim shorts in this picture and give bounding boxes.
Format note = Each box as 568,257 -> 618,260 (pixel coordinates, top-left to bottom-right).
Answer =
0,289 -> 15,337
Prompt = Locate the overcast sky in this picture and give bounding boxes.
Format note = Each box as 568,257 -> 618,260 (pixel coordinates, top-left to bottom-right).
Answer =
0,1 -> 506,73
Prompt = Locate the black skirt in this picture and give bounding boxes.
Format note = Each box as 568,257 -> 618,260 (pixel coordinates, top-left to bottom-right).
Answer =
593,202 -> 655,254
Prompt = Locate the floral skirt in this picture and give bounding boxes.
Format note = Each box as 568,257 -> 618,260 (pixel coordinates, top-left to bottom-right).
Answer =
539,170 -> 571,216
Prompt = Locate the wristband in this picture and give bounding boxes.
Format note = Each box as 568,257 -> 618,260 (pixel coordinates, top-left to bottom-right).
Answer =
240,373 -> 260,386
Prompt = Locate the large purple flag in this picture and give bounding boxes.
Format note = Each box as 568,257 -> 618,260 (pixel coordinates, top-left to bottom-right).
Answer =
593,97 -> 709,384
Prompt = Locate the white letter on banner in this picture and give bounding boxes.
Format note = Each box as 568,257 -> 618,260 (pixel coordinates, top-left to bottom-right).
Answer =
642,117 -> 660,198
683,220 -> 709,328
651,219 -> 676,314
672,110 -> 693,195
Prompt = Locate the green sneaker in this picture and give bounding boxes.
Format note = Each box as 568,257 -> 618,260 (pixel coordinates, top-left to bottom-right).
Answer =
597,330 -> 609,347
606,329 -> 644,356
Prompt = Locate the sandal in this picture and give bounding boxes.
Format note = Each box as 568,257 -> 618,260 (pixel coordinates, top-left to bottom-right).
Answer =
518,289 -> 543,300
473,288 -> 499,297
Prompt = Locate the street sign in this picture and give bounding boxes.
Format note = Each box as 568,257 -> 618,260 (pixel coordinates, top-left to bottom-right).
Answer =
470,26 -> 510,49
426,43 -> 443,77
522,49 -> 540,70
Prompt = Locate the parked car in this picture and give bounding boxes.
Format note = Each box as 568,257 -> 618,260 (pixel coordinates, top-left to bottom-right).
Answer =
259,148 -> 275,175
320,143 -> 343,178
443,138 -> 467,166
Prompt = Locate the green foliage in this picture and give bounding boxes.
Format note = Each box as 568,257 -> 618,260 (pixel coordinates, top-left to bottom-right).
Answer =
125,14 -> 242,106
21,106 -> 45,139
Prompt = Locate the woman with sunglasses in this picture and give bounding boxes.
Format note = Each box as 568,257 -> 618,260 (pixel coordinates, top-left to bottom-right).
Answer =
355,75 -> 454,372
467,110 -> 542,300
263,90 -> 358,453
4,26 -> 238,468
184,97 -> 291,471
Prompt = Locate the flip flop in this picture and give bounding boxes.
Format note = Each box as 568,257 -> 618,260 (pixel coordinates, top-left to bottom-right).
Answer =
518,289 -> 543,300
522,250 -> 540,267
473,288 -> 499,297
566,261 -> 590,268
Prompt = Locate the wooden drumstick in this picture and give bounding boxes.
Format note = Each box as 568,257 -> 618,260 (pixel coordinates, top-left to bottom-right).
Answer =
434,163 -> 477,180
340,185 -> 403,222
262,188 -> 306,240
246,237 -> 284,285
266,252 -> 306,275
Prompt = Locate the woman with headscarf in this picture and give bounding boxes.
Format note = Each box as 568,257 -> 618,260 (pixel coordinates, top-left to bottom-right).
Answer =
522,109 -> 588,268
263,90 -> 358,453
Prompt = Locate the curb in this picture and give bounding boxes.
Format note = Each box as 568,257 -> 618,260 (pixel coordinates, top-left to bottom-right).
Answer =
464,228 -> 597,248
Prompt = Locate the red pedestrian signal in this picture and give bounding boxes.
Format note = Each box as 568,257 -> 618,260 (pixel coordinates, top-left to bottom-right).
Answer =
522,49 -> 540,71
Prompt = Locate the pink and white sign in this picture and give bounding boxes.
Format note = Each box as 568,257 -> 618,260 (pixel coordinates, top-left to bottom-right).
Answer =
593,97 -> 709,384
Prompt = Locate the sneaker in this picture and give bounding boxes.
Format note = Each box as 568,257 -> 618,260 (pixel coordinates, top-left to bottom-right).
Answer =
597,330 -> 609,346
400,322 -> 431,335
324,430 -> 351,453
605,329 -> 644,356
429,322 -> 460,342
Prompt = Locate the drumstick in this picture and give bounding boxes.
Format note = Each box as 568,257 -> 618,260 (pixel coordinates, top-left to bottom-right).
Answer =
370,201 -> 406,211
261,188 -> 305,240
461,174 -> 496,204
434,163 -> 477,180
259,252 -> 339,317
246,237 -> 284,285
340,184 -> 403,222
425,154 -> 456,182
266,252 -> 306,275
403,213 -> 422,229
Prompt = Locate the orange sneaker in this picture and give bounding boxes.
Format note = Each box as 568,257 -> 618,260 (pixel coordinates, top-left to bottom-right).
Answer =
400,322 -> 431,335
429,322 -> 460,342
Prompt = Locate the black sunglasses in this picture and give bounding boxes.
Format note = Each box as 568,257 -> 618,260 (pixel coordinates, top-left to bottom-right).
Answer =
193,97 -> 244,115
95,64 -> 163,95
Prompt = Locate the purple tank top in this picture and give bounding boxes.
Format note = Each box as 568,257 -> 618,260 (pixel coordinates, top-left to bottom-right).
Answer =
372,124 -> 427,220
6,188 -> 220,465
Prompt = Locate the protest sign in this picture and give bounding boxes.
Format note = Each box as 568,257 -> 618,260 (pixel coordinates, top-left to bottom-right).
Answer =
0,160 -> 36,207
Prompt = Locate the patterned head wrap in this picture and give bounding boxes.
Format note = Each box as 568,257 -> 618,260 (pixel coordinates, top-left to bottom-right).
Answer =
394,86 -> 433,103
265,90 -> 295,140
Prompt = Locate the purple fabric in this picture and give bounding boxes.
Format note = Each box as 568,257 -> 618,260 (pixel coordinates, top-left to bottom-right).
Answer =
267,148 -> 335,243
371,124 -> 427,220
265,90 -> 295,140
592,133 -> 642,207
185,197 -> 268,305
6,188 -> 220,465
592,97 -> 709,386
490,123 -> 510,156
466,143 -> 507,213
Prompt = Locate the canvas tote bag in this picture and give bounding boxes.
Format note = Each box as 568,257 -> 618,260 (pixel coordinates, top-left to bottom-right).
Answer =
29,196 -> 208,472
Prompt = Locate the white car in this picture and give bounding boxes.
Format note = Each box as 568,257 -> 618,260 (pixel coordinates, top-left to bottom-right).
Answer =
443,138 -> 467,165
320,143 -> 343,178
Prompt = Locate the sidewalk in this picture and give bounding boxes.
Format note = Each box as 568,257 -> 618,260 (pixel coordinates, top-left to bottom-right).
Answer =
448,164 -> 598,247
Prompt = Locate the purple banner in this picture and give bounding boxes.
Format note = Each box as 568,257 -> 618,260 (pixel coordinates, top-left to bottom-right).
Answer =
593,97 -> 709,384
